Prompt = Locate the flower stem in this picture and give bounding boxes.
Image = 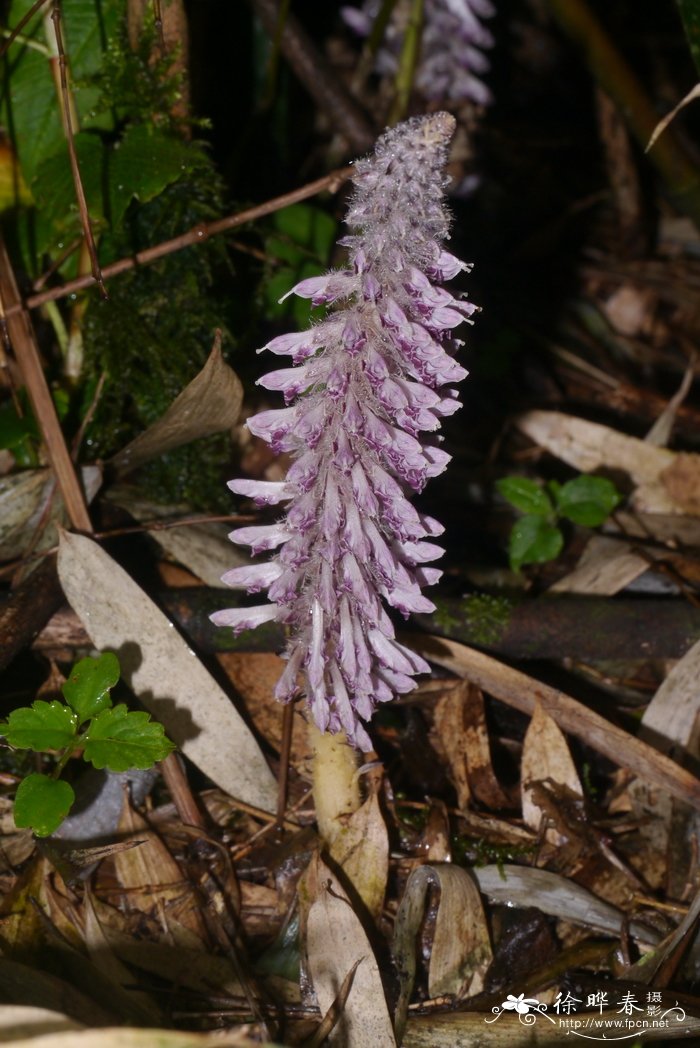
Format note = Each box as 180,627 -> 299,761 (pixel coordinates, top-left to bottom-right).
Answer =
309,722 -> 360,849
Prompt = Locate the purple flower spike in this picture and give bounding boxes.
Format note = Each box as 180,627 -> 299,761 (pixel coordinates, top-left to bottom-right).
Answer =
343,0 -> 494,108
213,113 -> 476,751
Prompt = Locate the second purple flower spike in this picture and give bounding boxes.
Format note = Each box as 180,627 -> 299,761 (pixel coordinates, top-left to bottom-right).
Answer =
212,113 -> 476,751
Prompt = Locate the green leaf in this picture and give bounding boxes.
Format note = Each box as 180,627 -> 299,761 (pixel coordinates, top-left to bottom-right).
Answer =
31,132 -> 107,259
508,515 -> 564,572
3,0 -> 119,186
14,774 -> 75,837
554,475 -> 621,527
3,701 -> 78,751
0,400 -> 38,450
264,204 -> 337,327
272,203 -> 336,258
62,652 -> 119,722
83,704 -> 176,772
677,0 -> 700,75
108,124 -> 209,230
496,476 -> 552,517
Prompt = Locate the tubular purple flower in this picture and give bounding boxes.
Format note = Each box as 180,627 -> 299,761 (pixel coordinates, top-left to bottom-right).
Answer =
213,113 -> 476,750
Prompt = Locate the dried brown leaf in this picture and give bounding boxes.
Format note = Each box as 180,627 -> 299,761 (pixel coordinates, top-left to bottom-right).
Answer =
218,652 -> 311,765
82,889 -> 161,1024
302,852 -> 396,1047
521,701 -> 583,840
515,410 -> 688,514
111,340 -> 243,475
329,784 -> 389,920
413,635 -> 700,811
114,799 -> 208,945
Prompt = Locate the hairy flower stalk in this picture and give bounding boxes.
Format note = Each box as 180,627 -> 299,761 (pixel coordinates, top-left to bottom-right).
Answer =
212,113 -> 476,750
344,0 -> 495,107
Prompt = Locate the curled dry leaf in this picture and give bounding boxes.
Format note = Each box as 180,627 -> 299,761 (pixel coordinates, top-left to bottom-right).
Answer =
111,339 -> 244,476
57,531 -> 277,813
521,701 -> 583,841
393,864 -> 492,1043
302,852 -> 396,1048
474,865 -> 660,948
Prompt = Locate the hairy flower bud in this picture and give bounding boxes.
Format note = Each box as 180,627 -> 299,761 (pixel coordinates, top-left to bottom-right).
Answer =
212,113 -> 476,750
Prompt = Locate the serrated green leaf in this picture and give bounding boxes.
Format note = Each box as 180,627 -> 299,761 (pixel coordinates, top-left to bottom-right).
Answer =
554,475 -> 621,527
3,701 -> 78,751
62,651 -> 119,721
83,704 -> 176,772
509,515 -> 564,572
677,0 -> 700,75
497,476 -> 553,516
14,773 -> 75,837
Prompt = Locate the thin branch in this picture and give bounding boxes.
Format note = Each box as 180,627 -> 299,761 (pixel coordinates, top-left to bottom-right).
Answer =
0,236 -> 92,533
49,0 -> 107,297
250,0 -> 375,153
0,0 -> 51,59
6,165 -> 353,316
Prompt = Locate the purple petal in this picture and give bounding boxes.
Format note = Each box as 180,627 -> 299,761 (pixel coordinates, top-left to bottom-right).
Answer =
209,604 -> 280,633
247,407 -> 297,451
257,365 -> 314,402
221,562 -> 282,591
229,524 -> 291,553
228,479 -> 294,505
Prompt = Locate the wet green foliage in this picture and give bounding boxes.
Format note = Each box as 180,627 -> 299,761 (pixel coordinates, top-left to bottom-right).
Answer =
2,652 -> 175,837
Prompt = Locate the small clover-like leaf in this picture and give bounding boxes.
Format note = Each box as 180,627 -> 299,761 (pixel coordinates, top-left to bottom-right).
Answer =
83,704 -> 176,772
14,774 -> 75,837
2,701 -> 78,751
554,475 -> 621,527
62,652 -> 120,722
496,476 -> 552,517
509,515 -> 564,572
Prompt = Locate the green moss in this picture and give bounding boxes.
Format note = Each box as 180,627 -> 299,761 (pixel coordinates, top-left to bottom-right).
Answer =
432,593 -> 513,647
463,593 -> 513,646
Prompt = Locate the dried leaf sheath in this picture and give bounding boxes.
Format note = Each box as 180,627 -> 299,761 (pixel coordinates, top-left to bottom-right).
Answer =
213,114 -> 475,749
